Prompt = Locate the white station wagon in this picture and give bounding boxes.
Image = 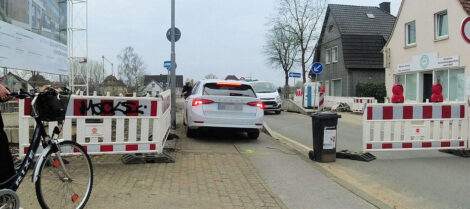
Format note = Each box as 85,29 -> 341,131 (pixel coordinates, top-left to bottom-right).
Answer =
183,79 -> 264,139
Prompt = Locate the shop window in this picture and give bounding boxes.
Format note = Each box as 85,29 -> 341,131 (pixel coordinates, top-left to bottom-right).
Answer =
435,11 -> 448,40
404,73 -> 417,101
405,21 -> 416,47
332,79 -> 342,96
449,68 -> 465,101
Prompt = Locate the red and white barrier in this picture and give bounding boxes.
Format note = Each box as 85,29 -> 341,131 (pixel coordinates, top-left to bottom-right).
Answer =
352,97 -> 377,113
363,102 -> 468,151
18,90 -> 172,156
294,89 -> 303,104
318,92 -> 324,111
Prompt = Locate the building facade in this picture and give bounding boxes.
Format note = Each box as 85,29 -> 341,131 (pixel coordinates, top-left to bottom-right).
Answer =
384,0 -> 470,102
313,3 -> 396,97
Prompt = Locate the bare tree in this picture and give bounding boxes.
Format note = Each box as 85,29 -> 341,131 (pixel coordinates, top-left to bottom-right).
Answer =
276,0 -> 327,83
264,24 -> 298,99
117,46 -> 146,93
204,73 -> 218,79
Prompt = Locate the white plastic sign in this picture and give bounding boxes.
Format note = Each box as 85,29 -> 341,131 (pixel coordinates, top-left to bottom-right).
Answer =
323,128 -> 337,149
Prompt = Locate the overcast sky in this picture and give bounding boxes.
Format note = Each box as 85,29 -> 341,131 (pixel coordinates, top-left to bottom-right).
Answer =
88,0 -> 402,86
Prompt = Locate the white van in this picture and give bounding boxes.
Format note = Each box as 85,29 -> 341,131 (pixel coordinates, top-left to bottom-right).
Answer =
250,81 -> 282,114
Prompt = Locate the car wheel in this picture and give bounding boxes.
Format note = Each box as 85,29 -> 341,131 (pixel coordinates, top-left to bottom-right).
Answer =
186,126 -> 197,138
275,110 -> 281,114
247,130 -> 260,139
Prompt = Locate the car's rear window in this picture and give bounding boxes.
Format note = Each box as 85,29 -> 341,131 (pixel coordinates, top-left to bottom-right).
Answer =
203,83 -> 256,97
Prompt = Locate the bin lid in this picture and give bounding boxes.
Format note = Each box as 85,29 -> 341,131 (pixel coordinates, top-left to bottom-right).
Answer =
311,112 -> 342,119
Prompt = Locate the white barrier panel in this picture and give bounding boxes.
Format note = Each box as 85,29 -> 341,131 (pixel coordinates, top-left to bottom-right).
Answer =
324,96 -> 354,109
363,102 -> 468,151
18,90 -> 172,156
294,89 -> 303,104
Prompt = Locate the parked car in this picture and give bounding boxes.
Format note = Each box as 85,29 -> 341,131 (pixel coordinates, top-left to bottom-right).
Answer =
183,79 -> 264,139
250,81 -> 282,114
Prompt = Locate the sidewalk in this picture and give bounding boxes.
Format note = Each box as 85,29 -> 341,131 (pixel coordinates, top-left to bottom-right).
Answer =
16,128 -> 286,209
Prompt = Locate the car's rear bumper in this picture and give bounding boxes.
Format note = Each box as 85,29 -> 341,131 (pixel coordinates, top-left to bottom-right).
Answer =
188,122 -> 263,130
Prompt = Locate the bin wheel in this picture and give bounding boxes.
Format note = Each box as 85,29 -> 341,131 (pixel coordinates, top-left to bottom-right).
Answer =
308,150 -> 315,161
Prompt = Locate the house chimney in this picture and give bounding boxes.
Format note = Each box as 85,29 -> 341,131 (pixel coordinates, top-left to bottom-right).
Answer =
379,2 -> 390,14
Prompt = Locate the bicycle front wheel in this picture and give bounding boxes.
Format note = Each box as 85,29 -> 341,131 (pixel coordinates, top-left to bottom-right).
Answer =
35,141 -> 93,209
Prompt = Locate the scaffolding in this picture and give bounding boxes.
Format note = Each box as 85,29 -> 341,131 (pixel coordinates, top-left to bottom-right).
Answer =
67,0 -> 88,94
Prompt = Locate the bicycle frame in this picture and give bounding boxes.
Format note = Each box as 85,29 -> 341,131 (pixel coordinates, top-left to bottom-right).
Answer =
0,117 -> 47,191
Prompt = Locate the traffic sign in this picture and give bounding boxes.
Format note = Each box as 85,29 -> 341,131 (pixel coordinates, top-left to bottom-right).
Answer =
164,61 -> 176,70
166,27 -> 181,42
289,72 -> 301,78
311,62 -> 323,74
462,17 -> 470,43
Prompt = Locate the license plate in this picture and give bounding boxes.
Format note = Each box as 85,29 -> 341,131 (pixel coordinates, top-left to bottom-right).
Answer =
265,105 -> 272,108
218,103 -> 242,111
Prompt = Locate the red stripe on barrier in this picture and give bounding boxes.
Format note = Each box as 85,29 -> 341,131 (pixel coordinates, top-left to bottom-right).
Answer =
403,106 -> 413,119
422,106 -> 432,119
459,141 -> 465,147
100,145 -> 113,152
441,142 -> 450,147
126,100 -> 139,116
367,107 -> 373,120
74,99 -> 88,116
383,106 -> 393,120
24,147 -> 29,154
100,100 -> 114,116
150,144 -> 156,150
422,142 -> 432,148
126,144 -> 138,151
360,99 -> 363,103
460,105 -> 465,118
151,101 -> 158,116
402,143 -> 412,148
442,106 -> 451,118
24,98 -> 31,116
382,143 -> 393,149
366,144 -> 372,149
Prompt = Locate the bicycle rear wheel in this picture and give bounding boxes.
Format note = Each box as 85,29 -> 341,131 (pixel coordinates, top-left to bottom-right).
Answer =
35,141 -> 93,209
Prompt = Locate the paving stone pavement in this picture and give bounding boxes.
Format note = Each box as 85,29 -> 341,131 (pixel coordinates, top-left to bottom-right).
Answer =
16,136 -> 287,208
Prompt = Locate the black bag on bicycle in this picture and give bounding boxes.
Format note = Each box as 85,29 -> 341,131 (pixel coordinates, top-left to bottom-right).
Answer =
33,93 -> 70,122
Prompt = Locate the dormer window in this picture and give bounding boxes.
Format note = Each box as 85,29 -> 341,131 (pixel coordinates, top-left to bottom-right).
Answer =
366,13 -> 375,19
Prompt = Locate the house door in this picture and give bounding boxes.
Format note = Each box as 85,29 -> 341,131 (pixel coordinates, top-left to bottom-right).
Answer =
423,73 -> 433,102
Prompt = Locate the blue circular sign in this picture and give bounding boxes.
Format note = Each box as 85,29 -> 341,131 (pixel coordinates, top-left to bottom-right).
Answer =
311,62 -> 323,74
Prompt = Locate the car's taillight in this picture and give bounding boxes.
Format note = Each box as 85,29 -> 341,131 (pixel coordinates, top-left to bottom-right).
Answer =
192,98 -> 214,106
247,101 -> 264,109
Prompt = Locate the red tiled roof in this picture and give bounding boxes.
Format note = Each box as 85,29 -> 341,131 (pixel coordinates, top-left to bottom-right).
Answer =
460,0 -> 470,14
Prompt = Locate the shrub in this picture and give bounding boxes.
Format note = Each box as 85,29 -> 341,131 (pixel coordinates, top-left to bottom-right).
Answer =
356,82 -> 386,103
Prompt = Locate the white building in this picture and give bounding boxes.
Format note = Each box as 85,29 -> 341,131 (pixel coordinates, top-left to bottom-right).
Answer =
384,0 -> 470,102
143,80 -> 164,97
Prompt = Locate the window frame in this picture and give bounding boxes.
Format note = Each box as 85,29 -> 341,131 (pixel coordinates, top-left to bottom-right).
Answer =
434,10 -> 449,41
332,79 -> 342,96
325,48 -> 331,64
405,21 -> 417,47
332,46 -> 338,63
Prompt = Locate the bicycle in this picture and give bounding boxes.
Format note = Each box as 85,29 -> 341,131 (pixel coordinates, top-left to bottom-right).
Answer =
0,88 -> 93,209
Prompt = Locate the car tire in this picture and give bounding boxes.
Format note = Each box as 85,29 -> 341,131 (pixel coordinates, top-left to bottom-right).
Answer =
275,110 -> 281,114
186,126 -> 197,138
247,130 -> 260,139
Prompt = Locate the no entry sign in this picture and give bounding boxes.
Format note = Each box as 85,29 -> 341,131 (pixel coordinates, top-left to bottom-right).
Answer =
462,17 -> 470,43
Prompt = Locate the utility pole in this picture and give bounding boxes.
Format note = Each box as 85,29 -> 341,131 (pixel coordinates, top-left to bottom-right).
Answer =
170,0 -> 177,129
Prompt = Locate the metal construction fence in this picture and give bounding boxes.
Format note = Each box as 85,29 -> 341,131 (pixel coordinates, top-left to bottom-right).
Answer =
18,90 -> 172,156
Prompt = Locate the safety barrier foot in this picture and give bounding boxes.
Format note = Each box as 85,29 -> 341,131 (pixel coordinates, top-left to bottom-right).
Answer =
439,149 -> 470,158
336,150 -> 376,162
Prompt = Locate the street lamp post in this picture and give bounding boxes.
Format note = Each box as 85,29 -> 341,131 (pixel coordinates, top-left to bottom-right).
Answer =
170,0 -> 177,129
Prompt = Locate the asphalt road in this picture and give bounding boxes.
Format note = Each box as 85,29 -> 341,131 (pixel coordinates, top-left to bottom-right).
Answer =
264,111 -> 470,209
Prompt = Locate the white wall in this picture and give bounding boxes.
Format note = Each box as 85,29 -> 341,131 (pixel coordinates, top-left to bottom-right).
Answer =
384,0 -> 470,99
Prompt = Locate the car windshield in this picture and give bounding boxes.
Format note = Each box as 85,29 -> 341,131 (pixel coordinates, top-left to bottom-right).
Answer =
203,83 -> 256,97
251,82 -> 277,93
